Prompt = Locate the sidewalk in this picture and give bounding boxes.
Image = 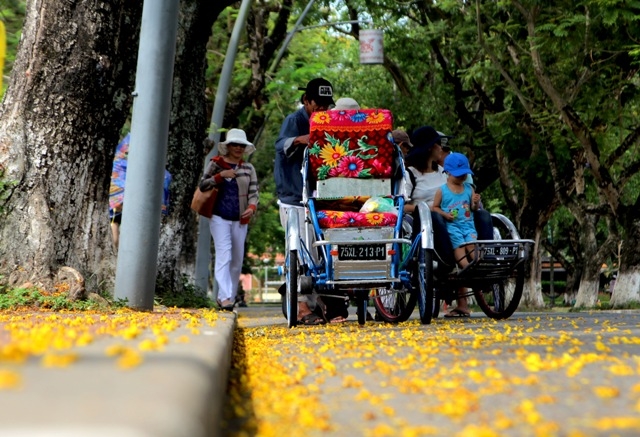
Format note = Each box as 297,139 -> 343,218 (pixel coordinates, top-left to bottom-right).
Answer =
0,310 -> 236,437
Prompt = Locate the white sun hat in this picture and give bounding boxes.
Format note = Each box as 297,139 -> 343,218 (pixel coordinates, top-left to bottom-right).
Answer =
218,128 -> 256,155
333,97 -> 360,110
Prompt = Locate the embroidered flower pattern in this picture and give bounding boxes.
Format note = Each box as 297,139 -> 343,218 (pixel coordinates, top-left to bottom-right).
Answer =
366,213 -> 384,226
311,112 -> 331,124
308,109 -> 394,180
334,156 -> 365,178
366,112 -> 385,124
319,144 -> 347,168
317,211 -> 397,228
350,112 -> 367,123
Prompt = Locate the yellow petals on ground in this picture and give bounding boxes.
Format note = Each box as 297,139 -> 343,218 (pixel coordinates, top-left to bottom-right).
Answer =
0,369 -> 22,389
41,353 -> 78,368
593,386 -> 620,398
225,312 -> 640,437
0,307 -> 217,373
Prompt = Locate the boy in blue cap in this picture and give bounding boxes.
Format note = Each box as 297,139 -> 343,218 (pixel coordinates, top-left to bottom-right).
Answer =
432,152 -> 481,269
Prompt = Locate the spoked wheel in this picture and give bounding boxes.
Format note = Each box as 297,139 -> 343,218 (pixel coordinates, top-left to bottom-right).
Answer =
474,264 -> 524,319
372,287 -> 416,323
356,290 -> 368,325
414,247 -> 435,324
285,250 -> 298,328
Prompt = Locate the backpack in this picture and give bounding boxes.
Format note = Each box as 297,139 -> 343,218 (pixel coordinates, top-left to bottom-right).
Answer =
407,167 -> 417,199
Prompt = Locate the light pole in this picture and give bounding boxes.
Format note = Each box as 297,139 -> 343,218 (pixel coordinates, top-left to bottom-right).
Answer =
114,0 -> 180,310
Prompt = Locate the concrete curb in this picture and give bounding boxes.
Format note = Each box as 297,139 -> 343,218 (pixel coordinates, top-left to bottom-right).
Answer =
0,311 -> 237,437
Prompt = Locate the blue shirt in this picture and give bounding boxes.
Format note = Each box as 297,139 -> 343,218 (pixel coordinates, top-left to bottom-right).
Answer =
213,164 -> 240,220
274,106 -> 310,205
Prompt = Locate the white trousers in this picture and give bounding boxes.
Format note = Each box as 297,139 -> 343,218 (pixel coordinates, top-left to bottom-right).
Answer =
209,215 -> 248,302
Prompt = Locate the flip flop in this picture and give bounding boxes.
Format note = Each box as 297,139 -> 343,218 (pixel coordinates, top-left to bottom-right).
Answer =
298,313 -> 325,326
444,308 -> 471,318
329,315 -> 348,324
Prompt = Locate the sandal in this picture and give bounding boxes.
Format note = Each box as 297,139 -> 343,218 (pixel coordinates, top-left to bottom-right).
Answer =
298,313 -> 325,325
444,308 -> 471,318
219,299 -> 235,311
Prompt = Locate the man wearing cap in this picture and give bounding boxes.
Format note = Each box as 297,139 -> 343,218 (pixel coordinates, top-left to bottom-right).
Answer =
275,78 -> 338,325
275,77 -> 334,213
392,129 -> 413,158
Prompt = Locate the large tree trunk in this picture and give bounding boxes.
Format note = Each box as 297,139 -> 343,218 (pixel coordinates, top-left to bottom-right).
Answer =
155,1 -> 228,293
0,1 -> 142,291
611,219 -> 640,306
522,227 -> 545,308
573,215 -> 612,308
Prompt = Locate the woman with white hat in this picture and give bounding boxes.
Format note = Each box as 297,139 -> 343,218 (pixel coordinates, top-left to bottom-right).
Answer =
199,128 -> 259,311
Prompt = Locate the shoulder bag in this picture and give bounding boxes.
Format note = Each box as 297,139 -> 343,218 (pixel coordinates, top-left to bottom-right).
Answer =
190,187 -> 218,219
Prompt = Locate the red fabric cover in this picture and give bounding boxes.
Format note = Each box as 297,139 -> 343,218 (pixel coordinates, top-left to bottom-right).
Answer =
308,109 -> 394,180
317,210 -> 398,229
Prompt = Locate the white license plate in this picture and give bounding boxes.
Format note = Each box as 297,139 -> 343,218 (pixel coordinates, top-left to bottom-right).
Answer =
484,245 -> 519,257
338,244 -> 386,260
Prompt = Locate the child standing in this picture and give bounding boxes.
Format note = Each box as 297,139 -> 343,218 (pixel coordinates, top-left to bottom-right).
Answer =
432,152 -> 481,269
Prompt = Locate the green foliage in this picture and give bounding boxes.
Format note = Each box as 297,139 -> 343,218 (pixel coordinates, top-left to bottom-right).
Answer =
155,275 -> 215,309
0,285 -> 101,311
1,0 -> 26,94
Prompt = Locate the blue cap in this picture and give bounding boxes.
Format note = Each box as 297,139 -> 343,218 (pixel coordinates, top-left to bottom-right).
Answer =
444,152 -> 474,177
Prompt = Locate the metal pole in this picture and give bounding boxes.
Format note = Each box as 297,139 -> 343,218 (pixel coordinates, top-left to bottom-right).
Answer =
114,0 -> 179,310
194,0 -> 254,296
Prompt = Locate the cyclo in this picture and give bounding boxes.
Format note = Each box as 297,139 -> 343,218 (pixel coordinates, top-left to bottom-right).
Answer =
283,108 -> 533,327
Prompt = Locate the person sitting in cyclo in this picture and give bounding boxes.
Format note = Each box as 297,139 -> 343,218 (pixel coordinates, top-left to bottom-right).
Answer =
432,152 -> 480,269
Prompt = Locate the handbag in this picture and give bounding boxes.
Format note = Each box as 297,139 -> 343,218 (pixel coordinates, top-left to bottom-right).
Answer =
190,186 -> 218,219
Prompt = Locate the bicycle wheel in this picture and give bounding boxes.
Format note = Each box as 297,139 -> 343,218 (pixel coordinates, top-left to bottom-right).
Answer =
475,264 -> 524,319
372,287 -> 416,323
414,247 -> 435,324
286,250 -> 298,328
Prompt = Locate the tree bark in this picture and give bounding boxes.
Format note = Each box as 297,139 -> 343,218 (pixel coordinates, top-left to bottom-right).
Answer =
0,1 -> 142,291
155,0 -> 230,293
611,218 -> 640,306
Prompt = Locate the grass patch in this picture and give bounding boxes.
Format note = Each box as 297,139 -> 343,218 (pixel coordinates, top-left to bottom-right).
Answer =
155,275 -> 215,309
0,286 -> 105,311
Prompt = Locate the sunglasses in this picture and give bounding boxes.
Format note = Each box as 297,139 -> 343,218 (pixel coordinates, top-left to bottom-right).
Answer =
228,143 -> 247,148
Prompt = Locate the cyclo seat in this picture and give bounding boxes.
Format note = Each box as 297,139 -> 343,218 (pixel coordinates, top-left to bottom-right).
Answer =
307,108 -> 399,228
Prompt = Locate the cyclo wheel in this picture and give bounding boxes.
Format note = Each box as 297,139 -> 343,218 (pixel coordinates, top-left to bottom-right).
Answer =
372,287 -> 416,323
475,263 -> 524,319
286,250 -> 298,328
415,247 -> 435,324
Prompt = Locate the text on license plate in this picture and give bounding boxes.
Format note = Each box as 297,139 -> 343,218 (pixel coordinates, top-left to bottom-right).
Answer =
338,244 -> 386,260
484,245 -> 519,257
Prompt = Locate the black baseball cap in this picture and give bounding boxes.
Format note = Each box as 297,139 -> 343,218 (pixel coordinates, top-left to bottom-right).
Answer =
299,78 -> 335,107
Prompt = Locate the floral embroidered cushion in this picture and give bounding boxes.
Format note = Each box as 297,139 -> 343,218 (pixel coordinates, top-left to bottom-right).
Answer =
308,109 -> 394,180
317,210 -> 398,229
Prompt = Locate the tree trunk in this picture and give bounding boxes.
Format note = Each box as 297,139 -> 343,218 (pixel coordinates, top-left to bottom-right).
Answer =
522,227 -> 545,308
0,1 -> 142,291
155,1 -> 226,293
611,219 -> 640,306
573,220 -> 602,307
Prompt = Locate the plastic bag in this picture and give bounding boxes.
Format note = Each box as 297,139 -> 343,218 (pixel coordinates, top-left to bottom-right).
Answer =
360,197 -> 397,215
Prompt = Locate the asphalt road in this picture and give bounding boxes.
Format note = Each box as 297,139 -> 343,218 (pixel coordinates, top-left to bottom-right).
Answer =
222,304 -> 640,437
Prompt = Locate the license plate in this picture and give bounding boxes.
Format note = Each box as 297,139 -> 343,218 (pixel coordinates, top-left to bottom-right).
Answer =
484,244 -> 519,257
338,244 -> 386,260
